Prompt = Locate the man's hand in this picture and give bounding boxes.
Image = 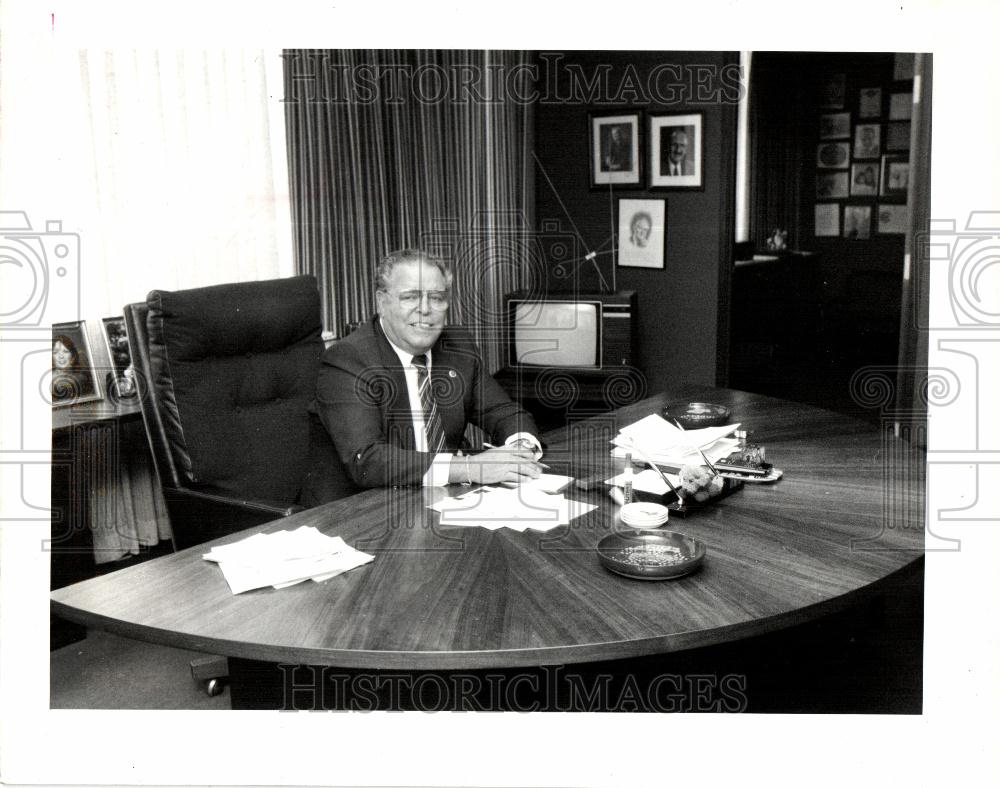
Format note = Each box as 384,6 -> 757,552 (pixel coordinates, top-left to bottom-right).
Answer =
449,447 -> 544,486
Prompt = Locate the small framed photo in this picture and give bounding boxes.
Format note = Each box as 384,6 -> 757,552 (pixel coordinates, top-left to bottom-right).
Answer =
858,88 -> 882,119
850,162 -> 880,196
648,112 -> 703,189
880,155 -> 909,196
853,124 -> 881,159
886,122 -> 911,151
878,204 -> 909,234
817,142 -> 850,169
815,204 -> 840,237
889,93 -> 913,120
816,171 -> 849,199
893,54 -> 915,82
844,206 -> 872,240
819,112 -> 851,139
101,316 -> 138,399
821,73 -> 846,109
51,321 -> 102,407
617,198 -> 666,269
590,113 -> 642,187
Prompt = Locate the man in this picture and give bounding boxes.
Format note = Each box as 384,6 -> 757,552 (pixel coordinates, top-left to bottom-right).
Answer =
314,249 -> 544,489
662,127 -> 694,176
602,124 -> 631,171
629,211 -> 652,248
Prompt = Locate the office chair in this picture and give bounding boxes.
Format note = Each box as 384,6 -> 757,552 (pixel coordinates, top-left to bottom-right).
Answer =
124,275 -> 354,693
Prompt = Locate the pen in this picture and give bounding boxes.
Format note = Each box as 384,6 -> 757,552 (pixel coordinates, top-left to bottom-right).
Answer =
669,417 -> 720,475
482,442 -> 550,469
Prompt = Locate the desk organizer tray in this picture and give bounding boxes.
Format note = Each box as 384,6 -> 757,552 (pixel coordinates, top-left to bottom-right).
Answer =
632,476 -> 744,517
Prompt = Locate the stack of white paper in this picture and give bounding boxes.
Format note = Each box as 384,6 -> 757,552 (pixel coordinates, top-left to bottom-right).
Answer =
428,486 -> 597,532
203,526 -> 374,595
605,467 -> 682,496
611,414 -> 741,469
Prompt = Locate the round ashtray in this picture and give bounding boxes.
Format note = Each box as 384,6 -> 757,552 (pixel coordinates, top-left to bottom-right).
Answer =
597,530 -> 706,581
664,402 -> 731,429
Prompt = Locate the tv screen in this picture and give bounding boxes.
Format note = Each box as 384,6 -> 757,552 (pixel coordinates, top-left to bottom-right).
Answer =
512,300 -> 599,367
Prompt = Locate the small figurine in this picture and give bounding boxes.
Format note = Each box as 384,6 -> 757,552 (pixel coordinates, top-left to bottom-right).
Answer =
765,228 -> 788,251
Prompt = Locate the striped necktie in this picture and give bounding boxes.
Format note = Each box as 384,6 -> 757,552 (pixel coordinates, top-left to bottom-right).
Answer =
411,354 -> 446,453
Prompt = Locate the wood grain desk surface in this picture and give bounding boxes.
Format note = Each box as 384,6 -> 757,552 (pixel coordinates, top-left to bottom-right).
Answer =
51,385 -> 924,670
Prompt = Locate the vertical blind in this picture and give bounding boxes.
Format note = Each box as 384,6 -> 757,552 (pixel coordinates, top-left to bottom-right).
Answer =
283,49 -> 535,372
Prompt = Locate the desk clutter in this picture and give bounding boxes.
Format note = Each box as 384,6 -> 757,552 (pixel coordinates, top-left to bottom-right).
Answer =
203,526 -> 373,594
428,480 -> 597,531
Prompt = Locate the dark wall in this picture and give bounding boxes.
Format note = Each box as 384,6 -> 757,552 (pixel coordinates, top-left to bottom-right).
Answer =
532,51 -> 739,390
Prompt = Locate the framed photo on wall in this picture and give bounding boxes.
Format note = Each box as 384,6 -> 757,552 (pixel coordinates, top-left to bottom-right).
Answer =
878,204 -> 909,234
815,204 -> 840,237
816,171 -> 849,199
51,321 -> 103,407
844,205 -> 872,239
881,154 -> 910,196
819,112 -> 850,139
648,113 -> 703,189
617,198 -> 666,269
886,122 -> 911,151
853,124 -> 881,159
817,142 -> 850,168
858,88 -> 882,119
850,162 -> 880,196
590,112 -> 642,187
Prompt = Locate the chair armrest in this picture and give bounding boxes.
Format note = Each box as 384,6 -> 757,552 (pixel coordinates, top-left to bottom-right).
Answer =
167,487 -> 303,517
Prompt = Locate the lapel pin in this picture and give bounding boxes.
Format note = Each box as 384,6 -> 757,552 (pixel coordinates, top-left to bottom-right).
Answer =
448,370 -> 457,378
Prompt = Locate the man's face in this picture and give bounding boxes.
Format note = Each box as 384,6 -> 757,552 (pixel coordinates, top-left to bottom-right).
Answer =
668,131 -> 688,164
631,217 -> 651,247
376,259 -> 449,356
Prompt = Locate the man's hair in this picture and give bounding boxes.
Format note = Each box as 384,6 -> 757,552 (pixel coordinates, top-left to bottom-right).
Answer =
630,211 -> 652,233
375,249 -> 453,292
669,128 -> 688,143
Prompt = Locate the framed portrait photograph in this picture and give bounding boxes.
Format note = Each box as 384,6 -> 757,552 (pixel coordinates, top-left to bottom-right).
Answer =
51,321 -> 103,407
816,171 -> 849,199
617,198 -> 666,269
881,154 -> 910,196
889,93 -> 913,120
819,112 -> 851,139
878,204 -> 909,234
814,204 -> 840,237
817,142 -> 850,169
853,124 -> 881,159
590,113 -> 641,187
821,73 -> 846,109
648,112 -> 703,189
844,205 -> 872,240
858,88 -> 882,119
101,315 -> 138,400
886,121 -> 911,151
850,162 -> 880,196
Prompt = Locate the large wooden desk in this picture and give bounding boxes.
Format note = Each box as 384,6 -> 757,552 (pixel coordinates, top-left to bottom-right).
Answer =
51,385 -> 924,711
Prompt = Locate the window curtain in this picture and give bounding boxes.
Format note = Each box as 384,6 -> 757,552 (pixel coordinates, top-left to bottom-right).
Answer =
283,49 -> 535,372
15,48 -> 295,562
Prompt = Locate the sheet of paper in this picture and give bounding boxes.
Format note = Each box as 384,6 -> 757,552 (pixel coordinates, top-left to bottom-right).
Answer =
615,414 -> 740,462
522,473 -> 574,494
428,486 -> 597,531
605,468 -> 682,496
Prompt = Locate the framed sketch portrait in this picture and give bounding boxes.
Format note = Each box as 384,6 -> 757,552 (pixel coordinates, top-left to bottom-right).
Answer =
102,316 -> 138,400
590,113 -> 641,187
51,321 -> 102,407
617,198 -> 666,269
850,162 -> 879,196
881,155 -> 909,196
648,113 -> 703,189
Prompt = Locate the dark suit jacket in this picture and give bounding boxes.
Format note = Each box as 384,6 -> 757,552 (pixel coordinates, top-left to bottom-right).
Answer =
313,316 -> 539,488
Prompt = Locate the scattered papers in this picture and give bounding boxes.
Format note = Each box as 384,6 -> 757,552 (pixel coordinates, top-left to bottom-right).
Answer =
428,486 -> 597,532
606,468 -> 682,497
522,473 -> 574,494
612,414 -> 740,469
203,526 -> 374,595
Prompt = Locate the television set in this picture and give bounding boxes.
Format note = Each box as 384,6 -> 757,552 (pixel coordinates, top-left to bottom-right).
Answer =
505,291 -> 636,369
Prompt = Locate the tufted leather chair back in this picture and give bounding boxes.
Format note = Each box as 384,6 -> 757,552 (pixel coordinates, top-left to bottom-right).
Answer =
126,276 -> 335,510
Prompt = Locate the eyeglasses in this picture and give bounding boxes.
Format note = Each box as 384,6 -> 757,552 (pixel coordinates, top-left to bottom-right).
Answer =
388,290 -> 451,310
